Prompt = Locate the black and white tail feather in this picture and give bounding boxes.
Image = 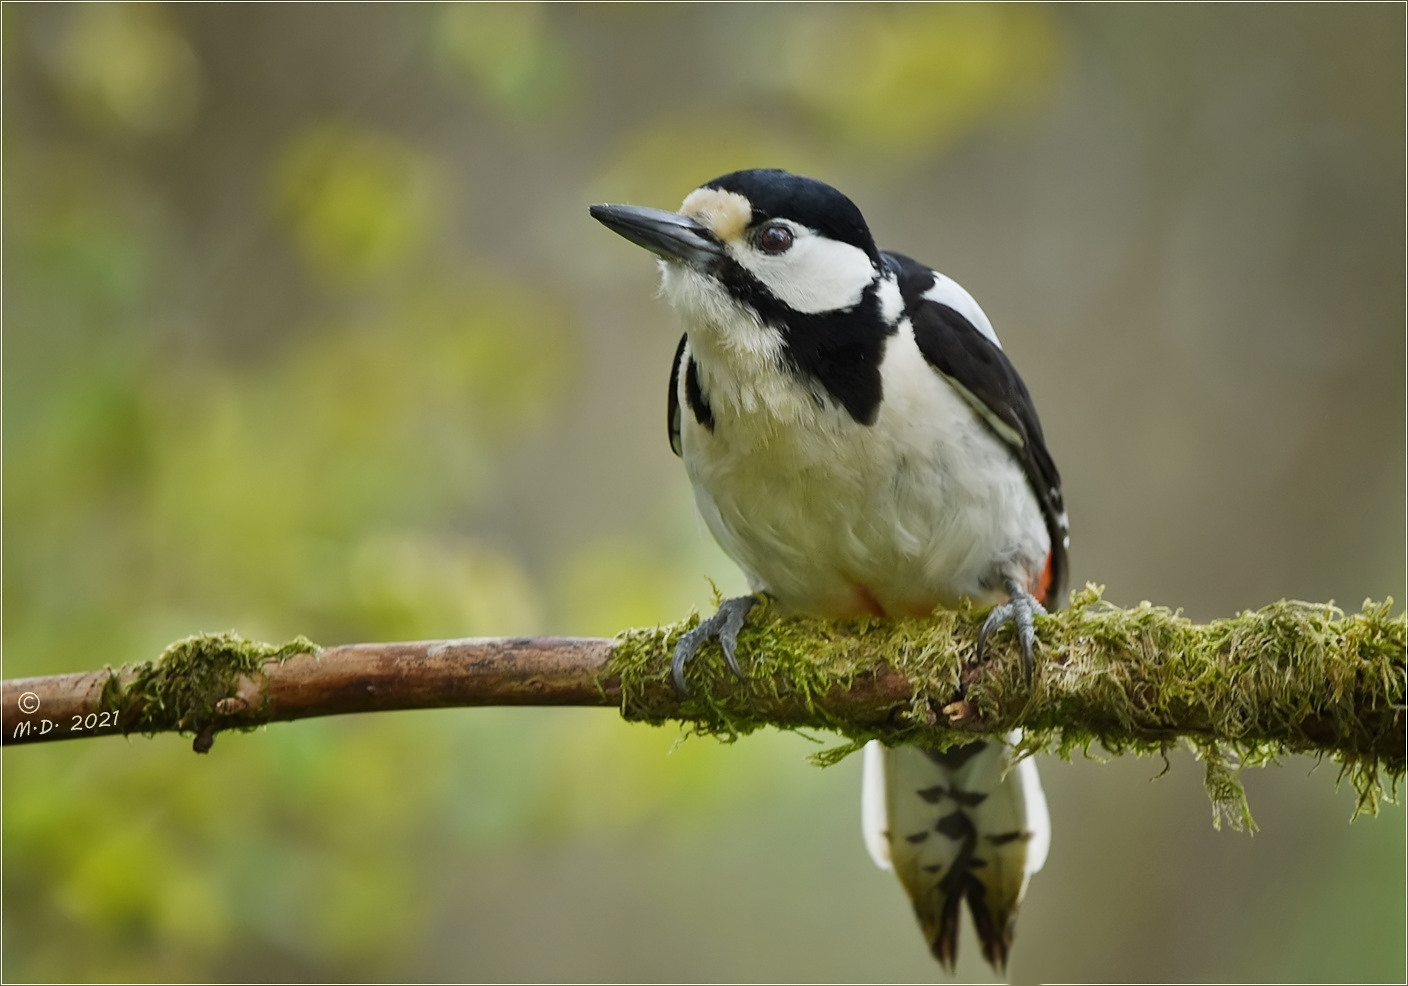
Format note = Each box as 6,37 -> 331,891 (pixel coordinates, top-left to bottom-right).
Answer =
862,738 -> 1050,973
591,169 -> 1068,975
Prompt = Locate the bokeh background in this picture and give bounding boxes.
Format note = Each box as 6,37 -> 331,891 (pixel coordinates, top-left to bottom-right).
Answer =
3,4 -> 1404,983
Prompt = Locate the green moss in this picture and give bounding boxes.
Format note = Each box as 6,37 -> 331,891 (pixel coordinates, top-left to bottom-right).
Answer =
610,595 -> 981,751
100,631 -> 318,743
1193,740 -> 1258,832
608,585 -> 1406,823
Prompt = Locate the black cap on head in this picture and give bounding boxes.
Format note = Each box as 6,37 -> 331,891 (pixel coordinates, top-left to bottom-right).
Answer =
703,169 -> 880,263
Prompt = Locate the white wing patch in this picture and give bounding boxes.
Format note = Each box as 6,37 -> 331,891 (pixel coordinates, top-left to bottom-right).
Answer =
935,374 -> 1027,450
923,272 -> 1002,350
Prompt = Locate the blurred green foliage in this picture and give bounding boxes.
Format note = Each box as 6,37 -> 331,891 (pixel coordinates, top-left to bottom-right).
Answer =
42,3 -> 201,137
778,4 -> 1061,153
273,124 -> 444,282
3,3 -> 1403,982
435,3 -> 575,118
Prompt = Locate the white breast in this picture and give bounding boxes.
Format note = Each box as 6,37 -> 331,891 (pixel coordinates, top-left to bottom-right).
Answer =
679,318 -> 1050,619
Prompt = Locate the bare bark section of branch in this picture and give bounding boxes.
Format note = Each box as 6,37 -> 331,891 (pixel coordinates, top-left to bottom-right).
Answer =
3,637 -> 619,749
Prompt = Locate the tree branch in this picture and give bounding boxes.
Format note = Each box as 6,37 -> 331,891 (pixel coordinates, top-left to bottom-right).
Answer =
4,586 -> 1403,817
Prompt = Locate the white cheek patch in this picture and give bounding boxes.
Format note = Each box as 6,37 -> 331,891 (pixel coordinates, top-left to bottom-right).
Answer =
923,272 -> 1002,349
731,229 -> 877,315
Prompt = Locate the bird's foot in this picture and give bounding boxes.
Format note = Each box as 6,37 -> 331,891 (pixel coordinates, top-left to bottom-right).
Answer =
978,577 -> 1046,683
672,594 -> 759,695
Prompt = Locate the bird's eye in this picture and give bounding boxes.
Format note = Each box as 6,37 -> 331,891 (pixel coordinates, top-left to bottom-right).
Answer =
757,224 -> 794,254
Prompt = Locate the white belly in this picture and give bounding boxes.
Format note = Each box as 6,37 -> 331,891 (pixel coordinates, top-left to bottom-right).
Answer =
681,323 -> 1049,618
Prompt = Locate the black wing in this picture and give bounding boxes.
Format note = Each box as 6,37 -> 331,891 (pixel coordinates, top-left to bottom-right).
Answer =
884,251 -> 1069,604
667,333 -> 715,458
667,333 -> 686,457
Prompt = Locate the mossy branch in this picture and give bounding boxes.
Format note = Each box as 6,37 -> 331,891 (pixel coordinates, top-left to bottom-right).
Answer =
3,586 -> 1403,822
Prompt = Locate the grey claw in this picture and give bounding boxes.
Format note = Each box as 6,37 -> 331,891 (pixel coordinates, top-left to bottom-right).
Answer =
671,594 -> 759,695
671,627 -> 703,695
717,598 -> 751,680
979,578 -> 1046,683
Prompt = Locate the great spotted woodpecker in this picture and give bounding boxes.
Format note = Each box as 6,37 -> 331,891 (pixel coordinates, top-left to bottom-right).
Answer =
591,168 -> 1067,974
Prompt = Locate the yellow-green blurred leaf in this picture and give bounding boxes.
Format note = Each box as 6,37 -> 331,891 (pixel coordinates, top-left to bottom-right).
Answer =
38,3 -> 202,137
349,534 -> 544,640
434,3 -> 574,118
778,5 -> 1062,154
272,125 -> 443,282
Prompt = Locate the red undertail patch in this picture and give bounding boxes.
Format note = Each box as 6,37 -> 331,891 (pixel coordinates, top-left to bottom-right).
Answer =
1034,551 -> 1055,607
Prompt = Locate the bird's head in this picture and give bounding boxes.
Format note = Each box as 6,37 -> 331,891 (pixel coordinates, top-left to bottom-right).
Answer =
591,169 -> 895,346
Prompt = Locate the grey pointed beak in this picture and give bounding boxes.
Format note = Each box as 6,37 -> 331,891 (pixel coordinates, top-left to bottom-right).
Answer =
590,203 -> 725,268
